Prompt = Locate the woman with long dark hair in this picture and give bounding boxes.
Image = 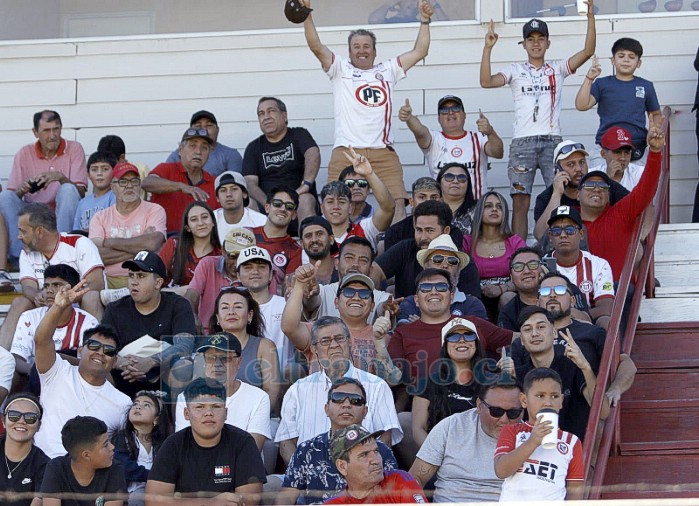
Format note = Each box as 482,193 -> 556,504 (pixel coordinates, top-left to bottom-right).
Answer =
437,163 -> 477,235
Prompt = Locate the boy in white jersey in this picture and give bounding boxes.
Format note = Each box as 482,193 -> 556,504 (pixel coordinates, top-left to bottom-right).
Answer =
480,3 -> 596,240
495,367 -> 584,501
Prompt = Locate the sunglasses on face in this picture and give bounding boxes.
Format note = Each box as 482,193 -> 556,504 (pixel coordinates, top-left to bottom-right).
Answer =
429,254 -> 460,266
315,335 -> 350,347
84,339 -> 118,357
341,287 -> 372,300
330,392 -> 366,406
270,199 -> 297,211
580,180 -> 610,191
539,285 -> 568,297
442,173 -> 468,183
557,142 -> 586,157
481,399 -> 523,420
445,331 -> 477,343
114,178 -> 141,188
6,410 -> 39,424
344,179 -> 368,189
438,106 -> 463,115
549,225 -> 580,237
418,282 -> 450,293
511,260 -> 542,272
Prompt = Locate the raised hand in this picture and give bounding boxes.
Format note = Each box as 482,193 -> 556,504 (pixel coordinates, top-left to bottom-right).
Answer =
418,0 -> 434,21
497,346 -> 515,377
398,98 -> 413,122
54,279 -> 90,310
586,55 -> 602,80
484,19 -> 499,48
294,263 -> 316,285
647,113 -> 665,152
299,0 -> 311,8
382,295 -> 404,318
560,328 -> 590,370
476,109 -> 494,136
585,0 -> 595,16
343,146 -> 374,177
373,310 -> 392,340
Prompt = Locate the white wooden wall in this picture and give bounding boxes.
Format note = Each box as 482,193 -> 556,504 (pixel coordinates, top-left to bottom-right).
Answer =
0,11 -> 696,227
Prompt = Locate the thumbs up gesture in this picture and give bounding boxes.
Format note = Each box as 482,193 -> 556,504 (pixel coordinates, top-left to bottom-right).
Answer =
398,98 -> 413,122
476,109 -> 494,136
373,310 -> 393,340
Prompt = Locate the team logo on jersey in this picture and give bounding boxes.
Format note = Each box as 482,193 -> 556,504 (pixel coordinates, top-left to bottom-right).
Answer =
375,72 -> 384,81
450,146 -> 463,157
602,282 -> 613,291
636,86 -> 646,98
557,442 -> 569,455
355,85 -> 388,107
544,66 -> 554,76
273,253 -> 288,267
579,280 -> 592,293
522,459 -> 559,481
215,465 -> 231,476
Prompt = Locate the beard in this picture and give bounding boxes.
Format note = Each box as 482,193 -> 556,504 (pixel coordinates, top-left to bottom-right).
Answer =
548,304 -> 571,321
307,242 -> 331,261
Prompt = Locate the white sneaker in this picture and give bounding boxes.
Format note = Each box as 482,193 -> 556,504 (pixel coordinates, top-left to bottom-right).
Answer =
100,287 -> 130,306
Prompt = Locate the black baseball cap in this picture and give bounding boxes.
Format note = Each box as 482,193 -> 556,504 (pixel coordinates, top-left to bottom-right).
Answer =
190,110 -> 217,126
548,205 -> 583,227
579,170 -> 613,188
284,0 -> 313,24
520,19 -> 549,44
197,331 -> 242,357
122,250 -> 167,279
299,216 -> 333,237
437,95 -> 464,111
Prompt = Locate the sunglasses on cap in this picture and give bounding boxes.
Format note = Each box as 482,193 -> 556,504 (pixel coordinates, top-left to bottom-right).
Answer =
539,285 -> 569,297
270,199 -> 298,211
438,105 -> 463,115
442,173 -> 468,183
445,331 -> 477,343
6,410 -> 39,424
184,128 -> 209,138
580,180 -> 610,191
480,399 -> 523,420
344,179 -> 368,189
418,282 -> 450,293
549,225 -> 580,237
84,339 -> 118,357
330,392 -> 366,406
511,260 -> 542,272
557,142 -> 586,158
429,254 -> 460,266
341,287 -> 372,300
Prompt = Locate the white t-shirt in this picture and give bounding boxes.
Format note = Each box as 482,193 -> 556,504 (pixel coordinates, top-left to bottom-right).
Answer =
19,233 -> 104,286
174,380 -> 271,439
554,250 -> 615,308
327,54 -> 406,148
35,356 -> 132,458
0,347 -> 14,392
11,306 -> 99,366
498,60 -> 573,139
425,130 -> 490,199
214,207 -> 267,244
259,294 -> 294,372
589,161 -> 645,191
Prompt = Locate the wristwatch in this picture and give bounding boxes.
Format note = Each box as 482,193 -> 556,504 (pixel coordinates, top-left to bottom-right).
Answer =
303,180 -> 313,187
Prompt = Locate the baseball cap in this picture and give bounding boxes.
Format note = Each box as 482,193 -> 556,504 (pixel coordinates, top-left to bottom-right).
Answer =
520,18 -> 549,43
441,318 -> 479,343
330,424 -> 384,462
197,331 -> 242,356
190,110 -> 217,126
112,162 -> 139,180
579,170 -> 613,188
338,273 -> 375,293
236,246 -> 272,270
412,177 -> 440,194
181,127 -> 214,144
600,126 -> 634,150
547,205 -> 583,227
215,171 -> 249,207
416,234 -> 469,270
223,228 -> 256,254
122,250 -> 167,279
553,140 -> 589,164
299,216 -> 333,237
284,0 -> 313,24
437,95 -> 464,111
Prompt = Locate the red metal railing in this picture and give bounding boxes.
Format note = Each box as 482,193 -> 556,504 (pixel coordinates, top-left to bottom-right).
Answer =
583,106 -> 673,499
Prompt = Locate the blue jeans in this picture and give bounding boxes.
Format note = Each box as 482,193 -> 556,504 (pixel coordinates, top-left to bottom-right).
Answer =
0,184 -> 81,258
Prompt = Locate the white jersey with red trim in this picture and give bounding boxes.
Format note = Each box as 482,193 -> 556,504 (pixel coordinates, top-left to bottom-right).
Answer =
424,130 -> 490,199
327,54 -> 406,148
19,233 -> 104,286
554,250 -> 615,308
496,422 -> 583,502
498,60 -> 573,139
11,306 -> 99,366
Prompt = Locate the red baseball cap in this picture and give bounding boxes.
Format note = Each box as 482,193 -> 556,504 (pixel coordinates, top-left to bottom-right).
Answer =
112,162 -> 139,180
600,126 -> 633,150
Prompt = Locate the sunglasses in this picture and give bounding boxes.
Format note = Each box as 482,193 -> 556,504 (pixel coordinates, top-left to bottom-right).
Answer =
344,179 -> 368,189
442,173 -> 468,183
549,225 -> 580,237
511,260 -> 542,273
330,392 -> 366,406
270,199 -> 297,211
84,339 -> 118,357
341,287 -> 372,300
6,410 -> 39,424
480,399 -> 523,420
539,285 -> 568,297
557,142 -> 586,157
314,335 -> 350,347
429,254 -> 460,266
445,331 -> 477,343
184,127 -> 209,138
580,180 -> 610,191
418,282 -> 450,293
114,178 -> 141,188
438,105 -> 463,115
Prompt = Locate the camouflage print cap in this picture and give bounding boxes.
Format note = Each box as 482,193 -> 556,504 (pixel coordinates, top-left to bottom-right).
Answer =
329,424 -> 384,462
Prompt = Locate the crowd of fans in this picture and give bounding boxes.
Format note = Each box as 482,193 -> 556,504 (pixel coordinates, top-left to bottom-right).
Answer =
0,0 -> 670,503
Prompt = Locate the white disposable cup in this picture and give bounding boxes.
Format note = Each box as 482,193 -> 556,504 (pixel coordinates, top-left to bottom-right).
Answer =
538,408 -> 559,449
577,0 -> 587,15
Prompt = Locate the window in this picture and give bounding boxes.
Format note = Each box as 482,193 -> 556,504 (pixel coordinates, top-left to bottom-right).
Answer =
507,0 -> 699,20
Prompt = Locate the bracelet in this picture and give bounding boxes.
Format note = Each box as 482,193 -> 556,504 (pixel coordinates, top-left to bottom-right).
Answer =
303,180 -> 313,187
585,76 -> 594,82
421,19 -> 431,24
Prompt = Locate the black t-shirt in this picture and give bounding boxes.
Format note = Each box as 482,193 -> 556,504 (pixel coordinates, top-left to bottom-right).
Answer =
498,292 -> 590,331
533,180 -> 630,222
417,380 -> 478,414
383,216 -> 464,252
242,127 -> 318,194
375,238 -> 481,299
148,425 -> 266,495
40,455 -> 126,506
102,292 -> 197,349
0,439 -> 49,506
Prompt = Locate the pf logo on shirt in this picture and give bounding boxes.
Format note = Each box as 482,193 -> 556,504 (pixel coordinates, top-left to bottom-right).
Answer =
356,85 -> 387,107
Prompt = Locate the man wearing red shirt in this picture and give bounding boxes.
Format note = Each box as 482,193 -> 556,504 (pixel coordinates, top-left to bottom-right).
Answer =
142,128 -> 220,234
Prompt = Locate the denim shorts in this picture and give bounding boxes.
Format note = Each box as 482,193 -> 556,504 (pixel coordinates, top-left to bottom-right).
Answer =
507,135 -> 562,195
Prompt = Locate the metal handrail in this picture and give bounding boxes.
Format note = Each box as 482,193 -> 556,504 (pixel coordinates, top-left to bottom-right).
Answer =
582,106 -> 673,499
